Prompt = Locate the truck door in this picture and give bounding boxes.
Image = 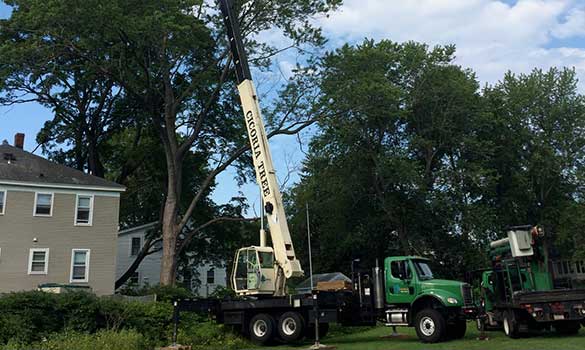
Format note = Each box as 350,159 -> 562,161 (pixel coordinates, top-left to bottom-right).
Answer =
386,258 -> 416,304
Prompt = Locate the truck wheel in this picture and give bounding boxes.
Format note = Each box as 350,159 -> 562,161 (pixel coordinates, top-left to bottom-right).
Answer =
415,309 -> 446,343
305,323 -> 330,339
249,313 -> 275,345
447,320 -> 467,339
277,311 -> 305,343
502,311 -> 520,339
554,321 -> 580,335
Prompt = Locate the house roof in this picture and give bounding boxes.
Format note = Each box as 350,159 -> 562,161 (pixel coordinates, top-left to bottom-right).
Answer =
0,142 -> 125,191
118,222 -> 158,236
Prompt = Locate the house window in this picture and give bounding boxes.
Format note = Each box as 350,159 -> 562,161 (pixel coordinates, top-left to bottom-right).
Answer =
207,268 -> 215,284
0,190 -> 6,215
130,237 -> 141,256
34,193 -> 53,216
70,249 -> 90,283
75,195 -> 93,225
130,271 -> 140,285
28,248 -> 49,274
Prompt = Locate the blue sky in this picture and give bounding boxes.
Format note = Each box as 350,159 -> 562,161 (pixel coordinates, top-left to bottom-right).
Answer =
2,0 -> 585,210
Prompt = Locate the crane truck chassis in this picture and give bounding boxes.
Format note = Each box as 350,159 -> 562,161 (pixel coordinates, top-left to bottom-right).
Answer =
174,256 -> 477,344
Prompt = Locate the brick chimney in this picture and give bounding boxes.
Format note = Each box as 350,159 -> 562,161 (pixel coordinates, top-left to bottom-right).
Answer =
14,133 -> 25,149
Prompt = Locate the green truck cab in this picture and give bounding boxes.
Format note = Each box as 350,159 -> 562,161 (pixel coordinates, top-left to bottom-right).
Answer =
381,256 -> 476,342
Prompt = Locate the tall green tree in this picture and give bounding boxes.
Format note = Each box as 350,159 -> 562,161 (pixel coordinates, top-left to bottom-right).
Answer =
288,40 -> 490,277
0,0 -> 341,285
483,68 -> 585,258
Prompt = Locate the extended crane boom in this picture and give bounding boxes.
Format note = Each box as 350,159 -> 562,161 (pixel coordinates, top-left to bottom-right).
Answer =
219,0 -> 303,296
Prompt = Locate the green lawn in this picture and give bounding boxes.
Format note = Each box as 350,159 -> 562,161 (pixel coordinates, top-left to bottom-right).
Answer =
251,323 -> 585,350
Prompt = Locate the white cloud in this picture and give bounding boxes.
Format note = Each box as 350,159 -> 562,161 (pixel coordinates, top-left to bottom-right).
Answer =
319,0 -> 585,88
553,6 -> 585,38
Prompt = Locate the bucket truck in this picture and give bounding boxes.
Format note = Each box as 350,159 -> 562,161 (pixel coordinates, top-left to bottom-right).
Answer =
478,226 -> 585,338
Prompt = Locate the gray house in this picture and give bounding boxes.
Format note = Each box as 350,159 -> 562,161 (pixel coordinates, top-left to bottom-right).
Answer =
117,222 -> 227,296
0,135 -> 125,295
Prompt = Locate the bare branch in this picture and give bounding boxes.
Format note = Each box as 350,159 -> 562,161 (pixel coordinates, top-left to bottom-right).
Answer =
177,216 -> 259,254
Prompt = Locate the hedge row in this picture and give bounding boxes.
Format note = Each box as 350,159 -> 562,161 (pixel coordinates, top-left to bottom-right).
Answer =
0,289 -> 252,349
0,291 -> 173,345
1,330 -> 149,350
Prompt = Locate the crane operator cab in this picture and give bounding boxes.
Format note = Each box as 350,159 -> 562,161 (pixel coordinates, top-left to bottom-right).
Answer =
232,246 -> 278,295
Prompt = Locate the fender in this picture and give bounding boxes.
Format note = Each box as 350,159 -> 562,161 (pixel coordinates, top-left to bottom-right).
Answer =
413,289 -> 463,308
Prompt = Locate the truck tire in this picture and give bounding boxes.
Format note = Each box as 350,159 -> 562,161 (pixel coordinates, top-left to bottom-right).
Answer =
447,320 -> 467,339
502,310 -> 520,339
554,321 -> 580,335
305,323 -> 330,339
277,311 -> 305,343
249,313 -> 275,345
415,309 -> 446,343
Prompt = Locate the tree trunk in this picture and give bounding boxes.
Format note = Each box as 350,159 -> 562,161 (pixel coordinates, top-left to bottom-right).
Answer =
160,194 -> 179,285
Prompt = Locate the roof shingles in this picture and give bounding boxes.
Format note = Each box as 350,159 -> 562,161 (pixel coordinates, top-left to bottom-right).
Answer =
0,143 -> 125,190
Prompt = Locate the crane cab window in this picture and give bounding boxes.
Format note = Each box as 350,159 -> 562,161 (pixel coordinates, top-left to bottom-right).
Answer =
234,249 -> 261,291
258,251 -> 274,268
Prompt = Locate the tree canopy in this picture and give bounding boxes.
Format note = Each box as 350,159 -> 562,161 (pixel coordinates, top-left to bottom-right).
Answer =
288,40 -> 585,278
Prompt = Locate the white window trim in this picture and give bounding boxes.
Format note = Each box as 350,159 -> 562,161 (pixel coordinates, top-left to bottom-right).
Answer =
33,192 -> 54,217
69,249 -> 91,283
28,248 -> 49,275
0,189 -> 6,215
129,235 -> 142,257
74,194 -> 94,226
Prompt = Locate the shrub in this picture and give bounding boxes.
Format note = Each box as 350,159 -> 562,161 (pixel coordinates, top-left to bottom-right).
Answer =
0,291 -> 173,345
0,291 -> 63,344
0,290 -> 247,349
176,319 -> 250,350
2,330 -> 150,350
118,284 -> 193,303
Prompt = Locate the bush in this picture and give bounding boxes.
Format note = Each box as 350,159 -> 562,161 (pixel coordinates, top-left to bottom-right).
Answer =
177,318 -> 250,350
117,284 -> 193,303
0,290 -> 249,349
2,330 -> 150,350
0,291 -> 173,345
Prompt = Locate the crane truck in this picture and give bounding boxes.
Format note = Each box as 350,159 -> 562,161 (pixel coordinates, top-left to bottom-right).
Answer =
477,226 -> 585,338
173,0 -> 477,344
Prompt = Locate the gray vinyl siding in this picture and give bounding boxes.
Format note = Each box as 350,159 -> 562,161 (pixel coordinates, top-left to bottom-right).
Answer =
116,230 -> 162,287
0,188 -> 119,295
116,227 -> 227,295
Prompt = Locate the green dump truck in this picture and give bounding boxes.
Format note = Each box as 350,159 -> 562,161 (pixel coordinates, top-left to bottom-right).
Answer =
478,225 -> 585,337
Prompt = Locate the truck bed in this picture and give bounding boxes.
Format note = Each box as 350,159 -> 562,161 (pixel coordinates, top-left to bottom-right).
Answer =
513,288 -> 585,304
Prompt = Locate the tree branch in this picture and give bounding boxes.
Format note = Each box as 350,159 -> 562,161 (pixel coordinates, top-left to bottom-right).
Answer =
177,216 -> 259,254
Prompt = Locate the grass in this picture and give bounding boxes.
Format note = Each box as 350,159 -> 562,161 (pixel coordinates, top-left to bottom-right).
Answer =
247,323 -> 585,350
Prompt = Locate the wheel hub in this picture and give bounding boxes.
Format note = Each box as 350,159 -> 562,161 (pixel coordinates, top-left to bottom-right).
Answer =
282,317 -> 297,336
420,316 -> 436,336
253,320 -> 268,337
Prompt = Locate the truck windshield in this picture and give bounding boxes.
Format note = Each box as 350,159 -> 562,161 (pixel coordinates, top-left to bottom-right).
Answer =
413,260 -> 434,280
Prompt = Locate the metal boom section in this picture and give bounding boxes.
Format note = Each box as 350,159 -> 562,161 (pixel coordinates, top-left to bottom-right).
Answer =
219,0 -> 304,284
